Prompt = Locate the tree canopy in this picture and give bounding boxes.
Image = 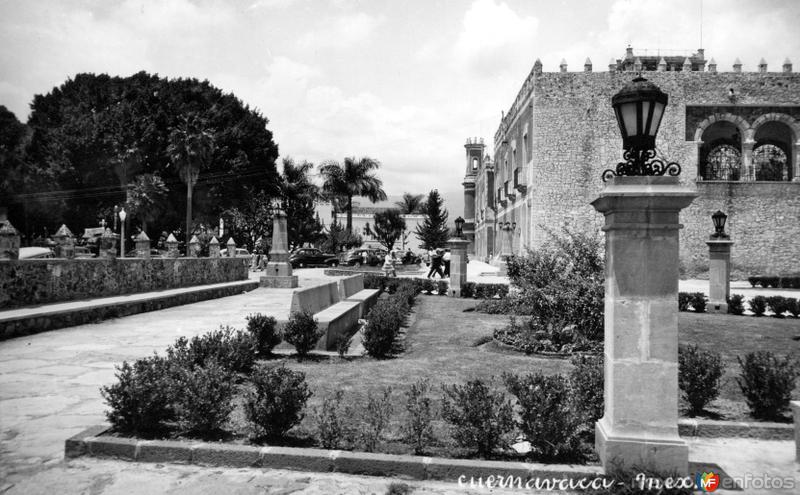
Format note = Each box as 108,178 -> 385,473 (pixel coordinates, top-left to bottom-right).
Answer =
395,192 -> 425,214
319,156 -> 386,232
279,157 -> 324,249
415,189 -> 450,250
372,209 -> 406,251
10,72 -> 280,240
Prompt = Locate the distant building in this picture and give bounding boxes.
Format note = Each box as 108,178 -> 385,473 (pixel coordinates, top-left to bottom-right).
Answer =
464,47 -> 799,275
316,201 -> 426,252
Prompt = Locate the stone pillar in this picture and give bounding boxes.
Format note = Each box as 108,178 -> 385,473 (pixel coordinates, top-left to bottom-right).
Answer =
584,58 -> 592,72
591,176 -> 696,476
99,228 -> 118,259
742,140 -> 755,180
188,235 -> 200,257
707,238 -> 733,313
793,141 -> 800,182
135,232 -> 151,259
708,58 -> 717,73
226,238 -> 236,257
608,59 -> 617,72
559,59 -> 567,72
261,207 -> 298,288
462,176 -> 476,252
208,236 -> 220,258
166,233 -> 180,258
758,58 -> 767,73
791,401 -> 800,462
447,238 -> 469,297
0,220 -> 21,260
682,57 -> 692,71
53,224 -> 75,259
657,57 -> 666,72
733,58 -> 742,73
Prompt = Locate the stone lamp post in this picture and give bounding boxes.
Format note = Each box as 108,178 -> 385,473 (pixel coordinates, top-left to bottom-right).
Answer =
448,216 -> 469,297
260,200 -> 298,288
707,210 -> 733,313
118,208 -> 127,258
594,77 -> 696,476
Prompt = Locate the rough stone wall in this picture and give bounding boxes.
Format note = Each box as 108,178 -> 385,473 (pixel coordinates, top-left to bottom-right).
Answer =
517,70 -> 800,276
0,257 -> 249,309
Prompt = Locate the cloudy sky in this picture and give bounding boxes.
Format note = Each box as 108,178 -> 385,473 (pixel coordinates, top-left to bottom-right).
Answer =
1,0 -> 798,201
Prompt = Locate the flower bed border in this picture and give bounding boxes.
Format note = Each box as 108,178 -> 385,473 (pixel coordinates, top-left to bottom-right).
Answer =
65,425 -> 602,481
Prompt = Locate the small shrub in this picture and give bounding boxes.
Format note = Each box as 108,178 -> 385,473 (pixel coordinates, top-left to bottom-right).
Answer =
436,280 -> 449,295
336,334 -> 351,358
736,351 -> 797,420
403,379 -> 435,455
727,294 -> 745,315
315,389 -> 353,449
357,387 -> 394,452
762,276 -> 780,288
460,282 -> 475,298
678,292 -> 690,311
441,379 -> 514,458
690,292 -> 707,313
172,359 -> 235,435
166,326 -> 256,374
364,274 -> 386,291
101,355 -> 174,434
504,372 -> 582,460
569,354 -> 604,426
362,299 -> 404,358
766,296 -> 789,318
421,278 -> 435,294
283,311 -> 322,357
749,295 -> 767,316
386,482 -> 413,495
246,313 -> 281,356
787,298 -> 800,318
678,345 -> 724,415
747,276 -> 760,288
245,364 -> 312,439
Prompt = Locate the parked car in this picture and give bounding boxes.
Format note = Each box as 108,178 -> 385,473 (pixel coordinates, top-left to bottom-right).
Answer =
342,248 -> 383,267
219,248 -> 251,258
18,247 -> 55,259
289,248 -> 339,268
125,248 -> 161,258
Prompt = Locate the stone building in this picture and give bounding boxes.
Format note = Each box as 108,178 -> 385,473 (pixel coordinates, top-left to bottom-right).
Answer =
317,201 -> 426,252
464,47 -> 799,276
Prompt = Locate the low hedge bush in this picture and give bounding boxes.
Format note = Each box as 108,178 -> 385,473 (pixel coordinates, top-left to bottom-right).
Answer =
101,355 -> 174,435
747,275 -> 800,289
315,389 -> 353,449
766,296 -> 790,318
749,295 -> 767,316
678,344 -> 724,415
246,313 -> 281,356
245,364 -> 312,439
689,292 -> 707,313
788,298 -> 800,318
569,354 -> 604,426
403,379 -> 435,455
283,311 -> 322,358
166,326 -> 256,375
727,294 -> 745,315
441,379 -> 514,459
172,359 -> 236,435
362,297 -> 406,358
678,292 -> 691,311
736,351 -> 797,420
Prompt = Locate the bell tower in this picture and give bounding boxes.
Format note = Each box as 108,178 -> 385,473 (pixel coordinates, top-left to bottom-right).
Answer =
462,137 -> 484,253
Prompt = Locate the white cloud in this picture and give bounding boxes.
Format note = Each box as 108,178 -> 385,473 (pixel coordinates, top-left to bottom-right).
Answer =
298,12 -> 383,51
454,0 -> 539,75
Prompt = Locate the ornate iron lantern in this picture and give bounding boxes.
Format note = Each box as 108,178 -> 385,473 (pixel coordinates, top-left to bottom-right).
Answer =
454,216 -> 465,238
711,210 -> 729,238
603,76 -> 681,181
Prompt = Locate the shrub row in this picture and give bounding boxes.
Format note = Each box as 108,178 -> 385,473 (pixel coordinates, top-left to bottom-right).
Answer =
362,284 -> 417,358
678,345 -> 798,420
362,273 -> 509,299
747,275 -> 800,289
678,292 -> 800,317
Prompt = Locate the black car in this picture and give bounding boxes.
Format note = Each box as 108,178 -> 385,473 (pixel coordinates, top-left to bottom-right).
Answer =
343,248 -> 383,267
289,248 -> 339,268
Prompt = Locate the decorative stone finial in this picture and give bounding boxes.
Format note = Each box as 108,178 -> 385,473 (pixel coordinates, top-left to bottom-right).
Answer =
100,228 -> 118,259
682,57 -> 692,71
608,58 -> 617,71
783,58 -> 792,73
633,57 -> 642,71
188,235 -> 200,258
135,231 -> 151,259
559,59 -> 567,72
584,58 -> 592,72
758,58 -> 767,73
0,220 -> 21,260
657,57 -> 667,71
733,58 -> 742,72
708,58 -> 717,73
165,233 -> 179,258
208,236 -> 220,258
226,237 -> 236,258
54,224 -> 73,238
533,58 -> 542,74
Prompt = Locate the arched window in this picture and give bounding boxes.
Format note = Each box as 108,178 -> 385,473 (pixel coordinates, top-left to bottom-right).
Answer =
753,144 -> 788,181
472,157 -> 478,171
705,145 -> 741,180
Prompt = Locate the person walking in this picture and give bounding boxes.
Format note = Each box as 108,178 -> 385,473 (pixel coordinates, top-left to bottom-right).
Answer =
443,249 -> 451,277
427,248 -> 444,278
383,250 -> 397,277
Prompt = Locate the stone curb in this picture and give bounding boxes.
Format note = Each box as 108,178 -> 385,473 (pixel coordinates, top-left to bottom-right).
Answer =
65,426 -> 602,482
678,418 -> 794,440
1,280 -> 259,340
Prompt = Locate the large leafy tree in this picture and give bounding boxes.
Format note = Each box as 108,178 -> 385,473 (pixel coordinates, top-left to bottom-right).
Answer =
15,72 -> 280,239
280,158 -> 324,249
124,174 -> 168,235
372,209 -> 406,251
319,219 -> 362,254
415,189 -> 450,250
319,156 -> 387,233
395,192 -> 425,214
167,113 -> 215,250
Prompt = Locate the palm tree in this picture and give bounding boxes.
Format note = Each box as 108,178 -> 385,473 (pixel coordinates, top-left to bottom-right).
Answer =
167,114 -> 214,254
319,156 -> 387,232
395,192 -> 425,214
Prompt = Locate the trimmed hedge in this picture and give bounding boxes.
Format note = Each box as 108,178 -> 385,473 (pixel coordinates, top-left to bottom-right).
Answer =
747,275 -> 800,289
361,274 -> 509,300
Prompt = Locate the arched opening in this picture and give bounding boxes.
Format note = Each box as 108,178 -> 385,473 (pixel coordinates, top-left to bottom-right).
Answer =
753,121 -> 793,181
700,121 -> 741,180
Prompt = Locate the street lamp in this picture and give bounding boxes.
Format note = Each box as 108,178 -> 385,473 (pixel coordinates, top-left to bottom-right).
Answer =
711,210 -> 729,238
113,205 -> 119,232
118,208 -> 127,258
603,76 -> 680,181
454,216 -> 465,238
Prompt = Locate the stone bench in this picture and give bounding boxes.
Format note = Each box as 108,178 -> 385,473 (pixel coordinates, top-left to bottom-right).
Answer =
290,281 -> 340,315
314,300 -> 362,351
337,274 -> 364,300
345,289 -> 381,318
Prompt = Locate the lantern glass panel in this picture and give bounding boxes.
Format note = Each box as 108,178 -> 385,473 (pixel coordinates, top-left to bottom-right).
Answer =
648,101 -> 665,137
620,101 -> 638,139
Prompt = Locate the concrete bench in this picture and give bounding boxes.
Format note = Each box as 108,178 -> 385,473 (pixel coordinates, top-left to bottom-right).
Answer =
337,274 -> 364,300
290,281 -> 340,315
314,300 -> 362,351
345,288 -> 381,318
